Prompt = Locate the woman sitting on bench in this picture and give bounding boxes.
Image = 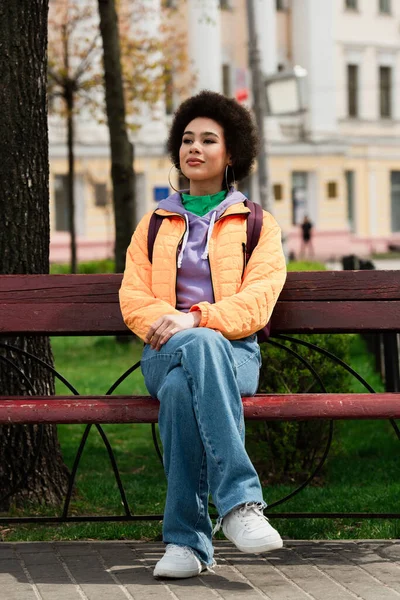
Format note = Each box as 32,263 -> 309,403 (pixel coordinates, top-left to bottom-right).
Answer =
119,90 -> 287,579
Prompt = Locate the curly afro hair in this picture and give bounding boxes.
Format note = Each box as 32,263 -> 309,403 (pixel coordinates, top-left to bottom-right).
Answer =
167,90 -> 259,185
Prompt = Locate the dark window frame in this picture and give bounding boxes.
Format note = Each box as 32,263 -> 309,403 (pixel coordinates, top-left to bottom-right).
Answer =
222,64 -> 232,97
345,170 -> 355,232
379,0 -> 391,14
273,184 -> 283,201
54,174 -> 69,232
347,64 -> 359,118
327,181 -> 338,199
345,0 -> 358,10
94,183 -> 108,208
379,65 -> 392,118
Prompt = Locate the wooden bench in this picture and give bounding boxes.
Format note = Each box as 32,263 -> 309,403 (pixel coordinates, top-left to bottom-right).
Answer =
0,270 -> 400,424
0,270 -> 399,523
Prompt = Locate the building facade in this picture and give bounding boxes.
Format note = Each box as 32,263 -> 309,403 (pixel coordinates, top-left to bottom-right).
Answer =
49,0 -> 400,263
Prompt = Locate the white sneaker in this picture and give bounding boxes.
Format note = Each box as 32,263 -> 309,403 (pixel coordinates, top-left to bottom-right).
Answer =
153,544 -> 207,579
221,502 -> 283,554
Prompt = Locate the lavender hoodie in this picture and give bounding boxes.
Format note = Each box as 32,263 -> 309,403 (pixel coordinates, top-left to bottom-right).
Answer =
157,189 -> 248,312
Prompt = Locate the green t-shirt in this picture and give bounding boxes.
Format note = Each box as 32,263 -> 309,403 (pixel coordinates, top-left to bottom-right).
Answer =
181,190 -> 227,217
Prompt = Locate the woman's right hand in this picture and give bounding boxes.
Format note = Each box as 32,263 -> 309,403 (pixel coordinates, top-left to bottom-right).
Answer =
145,311 -> 202,350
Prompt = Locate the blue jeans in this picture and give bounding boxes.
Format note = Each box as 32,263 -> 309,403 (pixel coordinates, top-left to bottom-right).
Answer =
140,328 -> 266,566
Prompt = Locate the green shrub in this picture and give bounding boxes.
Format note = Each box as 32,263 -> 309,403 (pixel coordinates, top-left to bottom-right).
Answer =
247,333 -> 352,485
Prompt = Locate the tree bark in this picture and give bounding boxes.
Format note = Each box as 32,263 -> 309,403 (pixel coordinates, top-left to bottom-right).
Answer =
97,0 -> 136,274
0,0 -> 70,509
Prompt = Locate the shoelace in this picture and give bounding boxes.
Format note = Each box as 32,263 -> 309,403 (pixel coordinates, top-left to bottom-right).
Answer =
165,544 -> 193,557
212,502 -> 267,535
238,502 -> 268,530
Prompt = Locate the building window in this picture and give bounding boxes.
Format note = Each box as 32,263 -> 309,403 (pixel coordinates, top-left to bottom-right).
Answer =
327,182 -> 338,199
222,64 -> 231,97
345,0 -> 357,9
162,0 -> 177,8
391,172 -> 400,232
94,183 -> 108,207
219,0 -> 232,9
273,184 -> 283,201
347,64 -> 359,117
345,171 -> 355,232
292,171 -> 308,225
380,66 -> 392,118
54,175 -> 69,232
379,0 -> 391,13
276,0 -> 286,10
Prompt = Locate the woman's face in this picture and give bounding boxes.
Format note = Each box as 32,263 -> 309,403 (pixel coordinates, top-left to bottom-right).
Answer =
179,117 -> 231,194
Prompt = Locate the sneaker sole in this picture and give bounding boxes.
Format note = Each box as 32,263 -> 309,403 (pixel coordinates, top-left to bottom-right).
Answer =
224,534 -> 283,554
153,564 -> 206,579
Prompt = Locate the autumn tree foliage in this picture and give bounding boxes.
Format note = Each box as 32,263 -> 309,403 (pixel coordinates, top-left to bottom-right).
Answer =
48,0 -> 192,272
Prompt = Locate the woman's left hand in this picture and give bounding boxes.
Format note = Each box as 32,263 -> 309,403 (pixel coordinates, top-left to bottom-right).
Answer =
145,311 -> 202,350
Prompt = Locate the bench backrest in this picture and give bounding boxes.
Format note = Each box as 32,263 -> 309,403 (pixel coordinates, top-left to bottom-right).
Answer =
0,271 -> 399,335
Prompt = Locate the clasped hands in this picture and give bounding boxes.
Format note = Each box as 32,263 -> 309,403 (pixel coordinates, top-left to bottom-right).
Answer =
145,310 -> 202,351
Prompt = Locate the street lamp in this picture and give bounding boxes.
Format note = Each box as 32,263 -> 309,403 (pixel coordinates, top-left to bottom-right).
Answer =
264,65 -> 307,117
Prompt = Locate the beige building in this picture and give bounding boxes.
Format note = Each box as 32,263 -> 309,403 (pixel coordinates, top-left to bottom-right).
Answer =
49,0 -> 400,263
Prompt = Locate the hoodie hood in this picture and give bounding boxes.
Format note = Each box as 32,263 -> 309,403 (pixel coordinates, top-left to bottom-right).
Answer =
157,188 -> 248,220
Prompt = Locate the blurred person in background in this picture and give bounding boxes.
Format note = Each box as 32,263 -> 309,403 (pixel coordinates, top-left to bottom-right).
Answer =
300,215 -> 314,259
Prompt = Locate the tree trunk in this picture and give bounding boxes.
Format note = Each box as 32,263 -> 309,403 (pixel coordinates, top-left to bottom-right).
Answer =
97,0 -> 136,274
0,0 -> 70,509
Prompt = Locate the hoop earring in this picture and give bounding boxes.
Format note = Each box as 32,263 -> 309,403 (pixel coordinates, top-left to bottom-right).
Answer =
225,164 -> 236,192
168,164 -> 182,193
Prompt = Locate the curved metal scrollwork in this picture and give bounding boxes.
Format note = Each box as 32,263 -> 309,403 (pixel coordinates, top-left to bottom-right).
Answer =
275,334 -> 400,442
0,344 -> 143,520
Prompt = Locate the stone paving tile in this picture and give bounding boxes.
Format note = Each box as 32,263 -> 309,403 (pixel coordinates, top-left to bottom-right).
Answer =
94,543 -> 173,599
0,540 -> 399,600
218,551 -> 311,600
335,542 -> 400,594
292,541 -> 400,600
264,545 -> 357,600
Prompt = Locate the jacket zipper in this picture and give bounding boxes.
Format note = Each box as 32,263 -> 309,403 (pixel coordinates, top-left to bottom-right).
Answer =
241,242 -> 247,278
207,254 -> 216,303
159,208 -> 248,306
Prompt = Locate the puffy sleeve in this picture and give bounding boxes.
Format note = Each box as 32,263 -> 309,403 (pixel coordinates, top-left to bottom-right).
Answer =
119,213 -> 180,341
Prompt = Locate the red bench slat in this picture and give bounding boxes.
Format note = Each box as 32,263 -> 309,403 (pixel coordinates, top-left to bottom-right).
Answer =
1,271 -> 400,301
0,300 -> 399,335
1,271 -> 400,334
0,394 -> 399,424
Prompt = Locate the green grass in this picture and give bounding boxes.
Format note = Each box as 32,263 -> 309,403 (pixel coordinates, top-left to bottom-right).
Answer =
371,252 -> 400,260
287,260 -> 326,271
2,334 -> 399,542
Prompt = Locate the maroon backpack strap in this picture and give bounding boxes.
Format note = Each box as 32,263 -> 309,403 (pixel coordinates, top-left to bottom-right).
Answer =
244,199 -> 263,263
147,212 -> 163,264
243,200 -> 272,340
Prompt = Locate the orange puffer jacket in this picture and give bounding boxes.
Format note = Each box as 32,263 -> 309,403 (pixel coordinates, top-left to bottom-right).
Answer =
119,202 -> 287,342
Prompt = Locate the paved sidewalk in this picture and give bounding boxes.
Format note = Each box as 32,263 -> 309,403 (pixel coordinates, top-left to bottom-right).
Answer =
1,539 -> 399,600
